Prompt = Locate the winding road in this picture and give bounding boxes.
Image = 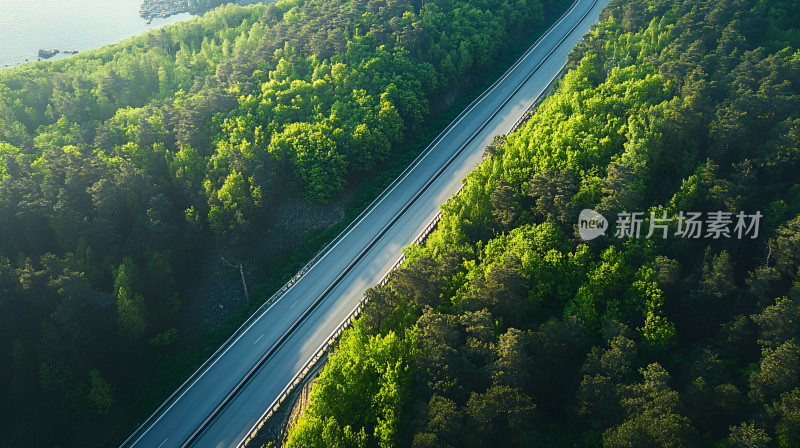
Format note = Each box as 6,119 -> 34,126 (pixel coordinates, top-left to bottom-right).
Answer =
120,0 -> 610,445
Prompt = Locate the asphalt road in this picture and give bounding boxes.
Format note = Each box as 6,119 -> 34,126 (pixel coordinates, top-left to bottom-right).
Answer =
121,0 -> 610,446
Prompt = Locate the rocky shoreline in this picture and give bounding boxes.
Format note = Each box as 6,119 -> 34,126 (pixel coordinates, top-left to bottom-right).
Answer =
140,0 -> 191,22
139,0 -> 264,22
37,49 -> 79,59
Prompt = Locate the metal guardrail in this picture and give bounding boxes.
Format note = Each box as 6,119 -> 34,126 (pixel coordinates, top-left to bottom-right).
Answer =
237,58 -> 567,441
237,0 -> 600,442
120,0 -> 598,445
238,209 -> 445,447
508,63 -> 569,135
240,63 -> 568,444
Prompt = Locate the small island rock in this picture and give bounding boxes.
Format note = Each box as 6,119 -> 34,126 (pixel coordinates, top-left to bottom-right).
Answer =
38,49 -> 60,59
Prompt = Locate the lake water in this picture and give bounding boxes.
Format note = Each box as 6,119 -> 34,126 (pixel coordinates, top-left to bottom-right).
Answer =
0,0 -> 192,68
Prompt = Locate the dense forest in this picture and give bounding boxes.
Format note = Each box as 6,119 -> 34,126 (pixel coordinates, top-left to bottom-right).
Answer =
281,0 -> 800,446
0,0 -> 570,445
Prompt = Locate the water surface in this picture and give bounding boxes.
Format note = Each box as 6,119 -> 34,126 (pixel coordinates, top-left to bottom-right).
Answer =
0,0 -> 191,68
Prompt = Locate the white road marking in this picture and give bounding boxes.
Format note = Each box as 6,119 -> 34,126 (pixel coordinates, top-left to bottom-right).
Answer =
125,0 -> 601,445
289,301 -> 297,309
253,334 -> 264,345
157,438 -> 168,448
